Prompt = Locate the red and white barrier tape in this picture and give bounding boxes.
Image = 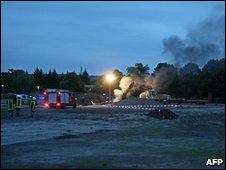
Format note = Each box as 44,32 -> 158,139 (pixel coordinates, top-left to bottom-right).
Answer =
108,104 -> 180,110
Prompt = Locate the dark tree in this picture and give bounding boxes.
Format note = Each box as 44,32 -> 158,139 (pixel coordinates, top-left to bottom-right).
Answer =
181,62 -> 201,75
153,63 -> 176,75
199,58 -> 225,98
33,67 -> 44,90
52,69 -> 60,88
7,69 -> 35,93
60,72 -> 85,93
154,59 -> 225,100
126,63 -> 150,77
44,69 -> 59,88
153,63 -> 178,93
45,70 -> 52,88
80,69 -> 91,84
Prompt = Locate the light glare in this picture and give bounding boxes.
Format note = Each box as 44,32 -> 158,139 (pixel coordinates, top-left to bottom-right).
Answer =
105,73 -> 115,83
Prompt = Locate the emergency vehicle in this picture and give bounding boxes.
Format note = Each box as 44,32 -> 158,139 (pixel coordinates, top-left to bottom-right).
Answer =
43,89 -> 77,108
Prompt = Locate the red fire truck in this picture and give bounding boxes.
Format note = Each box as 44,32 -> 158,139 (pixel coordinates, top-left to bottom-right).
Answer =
43,89 -> 77,108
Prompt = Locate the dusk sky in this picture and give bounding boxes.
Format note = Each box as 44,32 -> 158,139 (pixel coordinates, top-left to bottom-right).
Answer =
1,1 -> 224,75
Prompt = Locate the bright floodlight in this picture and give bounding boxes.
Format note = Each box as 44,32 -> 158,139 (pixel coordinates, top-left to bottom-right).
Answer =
105,73 -> 115,83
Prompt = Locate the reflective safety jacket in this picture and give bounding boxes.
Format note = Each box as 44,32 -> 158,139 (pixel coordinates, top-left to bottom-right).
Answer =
7,99 -> 14,111
30,100 -> 37,110
16,98 -> 22,109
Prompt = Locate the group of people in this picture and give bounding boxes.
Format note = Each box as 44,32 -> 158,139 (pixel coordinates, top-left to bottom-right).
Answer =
7,95 -> 37,119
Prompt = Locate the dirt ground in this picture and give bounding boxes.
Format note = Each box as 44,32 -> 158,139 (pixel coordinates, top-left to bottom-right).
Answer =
1,104 -> 225,169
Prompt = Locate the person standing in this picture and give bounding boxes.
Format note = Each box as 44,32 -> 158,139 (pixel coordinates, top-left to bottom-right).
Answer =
15,97 -> 22,116
7,96 -> 15,119
29,97 -> 37,117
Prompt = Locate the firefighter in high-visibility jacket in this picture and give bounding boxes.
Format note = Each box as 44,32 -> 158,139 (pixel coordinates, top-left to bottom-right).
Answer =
29,97 -> 37,117
15,97 -> 22,116
7,97 -> 15,119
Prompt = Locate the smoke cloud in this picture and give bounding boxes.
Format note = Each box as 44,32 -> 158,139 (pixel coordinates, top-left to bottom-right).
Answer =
153,67 -> 178,91
113,6 -> 225,102
113,76 -> 133,102
113,70 -> 178,102
113,75 -> 155,102
163,5 -> 225,67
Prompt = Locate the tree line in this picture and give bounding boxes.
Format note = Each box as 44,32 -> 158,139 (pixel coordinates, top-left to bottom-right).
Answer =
1,68 -> 91,94
152,58 -> 225,100
98,58 -> 225,100
1,58 -> 225,100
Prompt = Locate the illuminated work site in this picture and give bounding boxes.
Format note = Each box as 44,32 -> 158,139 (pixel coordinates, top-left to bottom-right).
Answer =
1,1 -> 225,169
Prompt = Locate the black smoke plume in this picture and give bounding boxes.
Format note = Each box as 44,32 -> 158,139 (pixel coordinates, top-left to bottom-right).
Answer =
163,5 -> 225,67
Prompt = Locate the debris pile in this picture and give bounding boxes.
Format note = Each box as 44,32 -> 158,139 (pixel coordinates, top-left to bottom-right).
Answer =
147,109 -> 179,119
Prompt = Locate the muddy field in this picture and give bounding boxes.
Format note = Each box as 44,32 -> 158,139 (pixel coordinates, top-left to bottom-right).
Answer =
1,104 -> 225,169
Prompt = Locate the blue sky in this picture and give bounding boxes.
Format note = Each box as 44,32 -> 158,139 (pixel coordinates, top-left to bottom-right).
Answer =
1,1 -> 224,75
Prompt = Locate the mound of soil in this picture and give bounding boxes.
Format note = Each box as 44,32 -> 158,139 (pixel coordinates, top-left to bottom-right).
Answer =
147,109 -> 179,119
